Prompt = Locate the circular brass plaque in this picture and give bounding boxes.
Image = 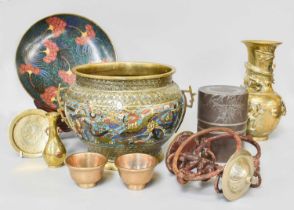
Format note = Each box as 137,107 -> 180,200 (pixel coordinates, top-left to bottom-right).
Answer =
222,149 -> 254,201
9,109 -> 49,158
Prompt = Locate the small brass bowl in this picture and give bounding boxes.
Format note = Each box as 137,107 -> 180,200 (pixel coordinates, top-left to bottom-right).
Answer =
65,152 -> 107,188
115,153 -> 157,190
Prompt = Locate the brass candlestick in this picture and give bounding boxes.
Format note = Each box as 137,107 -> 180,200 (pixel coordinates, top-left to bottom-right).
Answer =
43,112 -> 66,167
243,40 -> 286,141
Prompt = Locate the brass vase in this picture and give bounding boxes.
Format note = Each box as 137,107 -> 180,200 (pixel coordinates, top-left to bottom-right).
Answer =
243,40 -> 286,141
43,112 -> 66,167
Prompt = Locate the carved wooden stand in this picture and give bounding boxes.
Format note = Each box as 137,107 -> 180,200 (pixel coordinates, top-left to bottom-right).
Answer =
165,127 -> 261,200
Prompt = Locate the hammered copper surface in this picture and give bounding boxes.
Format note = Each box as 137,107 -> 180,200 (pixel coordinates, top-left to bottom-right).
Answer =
65,152 -> 107,188
115,153 -> 157,190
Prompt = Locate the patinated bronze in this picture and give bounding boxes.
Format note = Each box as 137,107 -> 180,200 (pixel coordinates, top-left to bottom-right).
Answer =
165,127 -> 261,201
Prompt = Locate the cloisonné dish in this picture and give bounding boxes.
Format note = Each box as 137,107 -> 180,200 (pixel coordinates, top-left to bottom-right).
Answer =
16,14 -> 116,111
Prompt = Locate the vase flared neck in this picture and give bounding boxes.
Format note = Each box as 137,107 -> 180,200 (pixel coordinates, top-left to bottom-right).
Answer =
242,40 -> 281,73
243,40 -> 281,93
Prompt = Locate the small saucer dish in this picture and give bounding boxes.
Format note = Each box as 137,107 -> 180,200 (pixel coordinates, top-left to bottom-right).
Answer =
9,109 -> 49,158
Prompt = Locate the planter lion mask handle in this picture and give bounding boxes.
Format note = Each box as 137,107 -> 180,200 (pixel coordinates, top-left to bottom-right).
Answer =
57,62 -> 194,169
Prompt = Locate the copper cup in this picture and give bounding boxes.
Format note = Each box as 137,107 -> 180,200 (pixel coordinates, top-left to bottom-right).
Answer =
65,152 -> 107,188
115,153 -> 157,190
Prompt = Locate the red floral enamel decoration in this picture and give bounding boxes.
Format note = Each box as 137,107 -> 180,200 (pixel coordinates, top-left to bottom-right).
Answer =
41,86 -> 58,109
58,70 -> 76,85
19,64 -> 40,75
43,40 -> 59,63
16,14 -> 116,113
75,24 -> 96,45
46,17 -> 67,37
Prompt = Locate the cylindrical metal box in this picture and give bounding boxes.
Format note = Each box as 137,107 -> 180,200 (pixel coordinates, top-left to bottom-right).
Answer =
197,85 -> 248,162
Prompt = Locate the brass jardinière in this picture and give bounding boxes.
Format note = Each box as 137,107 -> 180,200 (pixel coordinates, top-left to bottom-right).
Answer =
59,62 -> 193,169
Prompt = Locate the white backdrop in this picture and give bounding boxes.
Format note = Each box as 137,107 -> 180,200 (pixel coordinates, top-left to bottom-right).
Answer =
0,0 -> 293,209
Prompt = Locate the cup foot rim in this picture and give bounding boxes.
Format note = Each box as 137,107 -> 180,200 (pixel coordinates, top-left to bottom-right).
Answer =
77,183 -> 97,188
127,184 -> 145,190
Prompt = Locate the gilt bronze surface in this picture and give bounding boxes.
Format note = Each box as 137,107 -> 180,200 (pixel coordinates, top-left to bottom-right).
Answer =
243,40 -> 286,141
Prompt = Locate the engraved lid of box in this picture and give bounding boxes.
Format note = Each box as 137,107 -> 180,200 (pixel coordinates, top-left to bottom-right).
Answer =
198,85 -> 248,132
